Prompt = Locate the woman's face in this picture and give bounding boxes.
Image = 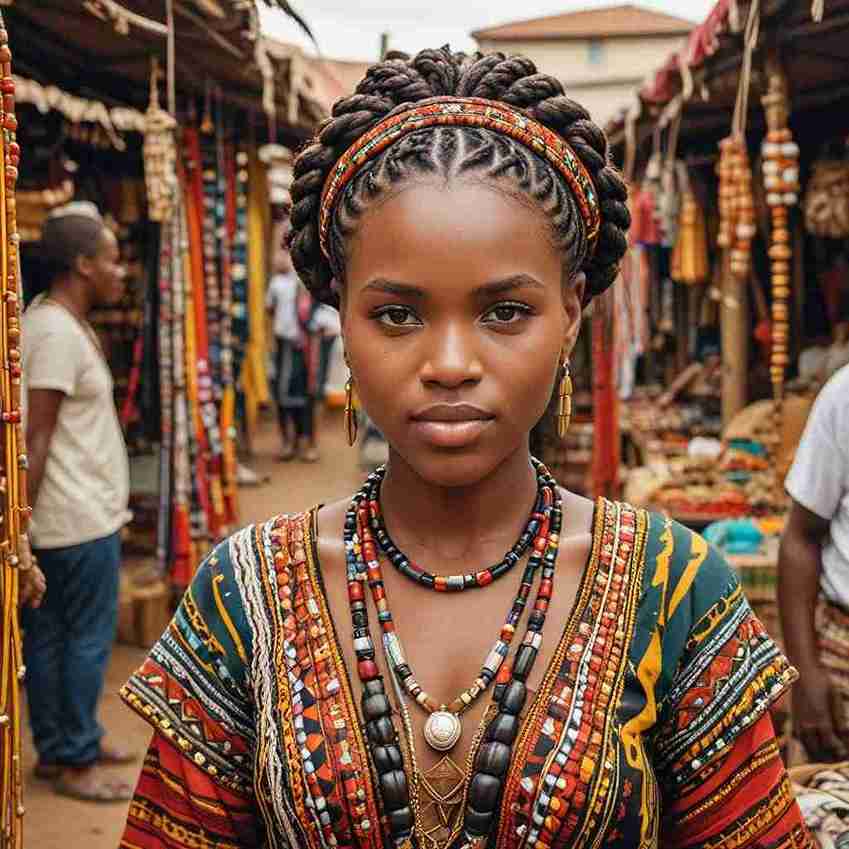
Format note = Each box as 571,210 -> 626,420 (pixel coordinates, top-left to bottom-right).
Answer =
342,181 -> 584,487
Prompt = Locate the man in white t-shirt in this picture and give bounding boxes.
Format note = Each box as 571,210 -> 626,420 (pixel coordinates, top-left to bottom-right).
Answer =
21,203 -> 133,801
779,363 -> 849,762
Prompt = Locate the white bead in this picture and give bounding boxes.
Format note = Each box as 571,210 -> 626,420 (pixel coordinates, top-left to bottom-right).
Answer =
782,167 -> 798,183
762,160 -> 780,175
767,192 -> 782,206
783,192 -> 798,206
762,142 -> 780,156
781,142 -> 800,157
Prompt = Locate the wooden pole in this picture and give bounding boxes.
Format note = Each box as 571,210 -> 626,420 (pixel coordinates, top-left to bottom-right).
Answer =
721,249 -> 750,425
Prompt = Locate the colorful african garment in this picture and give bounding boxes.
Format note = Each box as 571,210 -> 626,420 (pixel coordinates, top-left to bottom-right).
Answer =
120,500 -> 812,849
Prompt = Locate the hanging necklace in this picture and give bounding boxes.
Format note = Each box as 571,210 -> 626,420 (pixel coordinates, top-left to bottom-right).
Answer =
344,460 -> 562,849
366,464 -> 548,591
355,463 -> 554,752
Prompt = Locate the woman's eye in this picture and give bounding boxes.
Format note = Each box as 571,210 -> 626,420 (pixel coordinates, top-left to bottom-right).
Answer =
483,302 -> 531,324
375,306 -> 420,327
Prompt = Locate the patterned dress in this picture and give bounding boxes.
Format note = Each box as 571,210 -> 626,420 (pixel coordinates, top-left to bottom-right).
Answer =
120,500 -> 813,848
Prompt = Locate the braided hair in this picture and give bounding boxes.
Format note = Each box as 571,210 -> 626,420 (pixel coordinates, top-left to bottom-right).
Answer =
289,47 -> 630,308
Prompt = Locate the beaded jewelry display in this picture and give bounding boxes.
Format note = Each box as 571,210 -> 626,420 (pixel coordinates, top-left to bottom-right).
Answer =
344,461 -> 562,849
365,464 -> 550,592
761,69 -> 799,405
0,15 -> 30,846
718,135 -> 756,280
142,58 -> 177,223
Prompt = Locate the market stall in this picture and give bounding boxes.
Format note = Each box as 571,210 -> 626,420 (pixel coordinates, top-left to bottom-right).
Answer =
2,1 -> 335,590
604,0 -> 849,528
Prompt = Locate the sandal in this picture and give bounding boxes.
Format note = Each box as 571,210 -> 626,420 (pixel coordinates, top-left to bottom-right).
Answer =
54,768 -> 133,803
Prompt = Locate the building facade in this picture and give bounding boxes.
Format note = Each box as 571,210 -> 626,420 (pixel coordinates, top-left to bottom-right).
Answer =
473,4 -> 693,126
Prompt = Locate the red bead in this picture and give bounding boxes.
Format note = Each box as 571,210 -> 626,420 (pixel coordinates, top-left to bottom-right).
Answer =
434,576 -> 447,591
347,582 -> 364,602
0,47 -> 11,63
3,113 -> 16,131
357,660 -> 379,680
475,570 -> 493,587
0,78 -> 13,94
538,579 -> 553,599
8,141 -> 18,158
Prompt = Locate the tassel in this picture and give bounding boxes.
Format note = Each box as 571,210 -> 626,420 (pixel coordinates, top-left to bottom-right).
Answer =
556,361 -> 572,441
344,376 -> 358,446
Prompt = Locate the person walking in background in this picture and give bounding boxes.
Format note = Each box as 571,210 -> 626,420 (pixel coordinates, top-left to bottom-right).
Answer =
22,202 -> 135,802
267,249 -> 322,463
779,362 -> 849,762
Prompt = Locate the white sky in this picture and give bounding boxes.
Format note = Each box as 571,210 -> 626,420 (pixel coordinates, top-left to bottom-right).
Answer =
260,1 -> 718,62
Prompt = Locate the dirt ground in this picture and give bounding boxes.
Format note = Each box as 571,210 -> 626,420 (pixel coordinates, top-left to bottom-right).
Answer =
21,408 -> 365,849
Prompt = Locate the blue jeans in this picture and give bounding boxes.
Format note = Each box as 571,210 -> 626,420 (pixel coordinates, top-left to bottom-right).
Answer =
22,532 -> 121,767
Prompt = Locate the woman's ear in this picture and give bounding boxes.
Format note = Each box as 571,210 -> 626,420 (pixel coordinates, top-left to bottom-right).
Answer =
562,271 -> 586,357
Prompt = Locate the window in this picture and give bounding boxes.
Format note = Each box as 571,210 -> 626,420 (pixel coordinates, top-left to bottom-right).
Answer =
587,38 -> 605,65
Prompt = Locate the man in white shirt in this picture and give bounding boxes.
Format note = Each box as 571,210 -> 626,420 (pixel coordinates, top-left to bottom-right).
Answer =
779,363 -> 849,762
22,203 -> 133,801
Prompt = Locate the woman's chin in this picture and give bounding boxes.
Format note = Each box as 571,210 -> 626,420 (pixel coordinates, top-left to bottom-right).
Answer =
389,443 -> 511,489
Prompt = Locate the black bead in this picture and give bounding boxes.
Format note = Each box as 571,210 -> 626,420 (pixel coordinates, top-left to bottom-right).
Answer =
500,681 -> 527,716
363,679 -> 385,698
421,574 -> 435,588
387,806 -> 414,834
379,768 -> 409,810
367,716 -> 396,745
352,611 -> 368,628
464,805 -> 494,837
528,611 -> 545,630
468,773 -> 502,812
486,712 -> 519,745
475,741 -> 511,777
372,744 -> 403,773
511,646 -> 537,682
363,693 -> 391,721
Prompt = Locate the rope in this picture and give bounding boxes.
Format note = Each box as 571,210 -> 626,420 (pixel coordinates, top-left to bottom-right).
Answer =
732,0 -> 760,137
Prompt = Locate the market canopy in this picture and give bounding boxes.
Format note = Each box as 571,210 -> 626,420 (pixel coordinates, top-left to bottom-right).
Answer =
4,0 -> 328,143
607,0 -> 849,169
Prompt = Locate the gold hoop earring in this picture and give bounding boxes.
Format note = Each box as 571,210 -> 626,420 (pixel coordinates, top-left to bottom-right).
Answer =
557,360 -> 572,441
344,375 -> 358,447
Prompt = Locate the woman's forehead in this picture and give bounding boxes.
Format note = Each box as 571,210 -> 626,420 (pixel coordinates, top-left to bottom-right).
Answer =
346,181 -> 561,290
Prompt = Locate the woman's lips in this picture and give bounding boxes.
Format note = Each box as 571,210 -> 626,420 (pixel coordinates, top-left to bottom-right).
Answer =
410,404 -> 495,448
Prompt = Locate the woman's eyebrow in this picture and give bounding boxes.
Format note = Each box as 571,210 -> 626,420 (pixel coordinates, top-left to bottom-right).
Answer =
363,278 -> 426,298
474,274 -> 545,297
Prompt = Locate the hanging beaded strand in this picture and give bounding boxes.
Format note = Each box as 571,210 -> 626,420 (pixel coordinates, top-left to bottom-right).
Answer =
344,461 -> 563,849
0,14 -> 28,847
367,463 -> 546,591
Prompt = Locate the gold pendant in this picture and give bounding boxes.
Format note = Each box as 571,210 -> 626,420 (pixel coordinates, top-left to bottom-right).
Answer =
424,711 -> 462,752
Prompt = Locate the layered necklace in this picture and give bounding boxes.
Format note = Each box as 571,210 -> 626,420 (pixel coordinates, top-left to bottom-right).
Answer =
344,459 -> 562,849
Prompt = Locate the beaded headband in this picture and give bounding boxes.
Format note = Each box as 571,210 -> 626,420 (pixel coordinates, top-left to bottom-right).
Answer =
318,96 -> 601,261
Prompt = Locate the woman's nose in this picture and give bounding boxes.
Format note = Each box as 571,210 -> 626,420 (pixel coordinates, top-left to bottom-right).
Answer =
420,323 -> 482,388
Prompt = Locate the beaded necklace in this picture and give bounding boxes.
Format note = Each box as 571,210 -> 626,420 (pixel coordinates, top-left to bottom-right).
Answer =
366,465 -> 544,592
344,460 -> 562,849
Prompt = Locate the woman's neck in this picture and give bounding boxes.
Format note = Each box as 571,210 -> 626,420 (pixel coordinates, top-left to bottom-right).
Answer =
379,445 -> 539,561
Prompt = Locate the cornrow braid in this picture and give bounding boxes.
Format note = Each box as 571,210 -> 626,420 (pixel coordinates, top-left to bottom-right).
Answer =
289,46 -> 630,308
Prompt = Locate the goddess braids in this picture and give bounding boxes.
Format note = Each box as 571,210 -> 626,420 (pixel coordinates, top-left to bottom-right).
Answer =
289,47 -> 630,308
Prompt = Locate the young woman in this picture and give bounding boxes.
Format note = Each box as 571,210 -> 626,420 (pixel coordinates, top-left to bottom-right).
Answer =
120,49 -> 811,848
